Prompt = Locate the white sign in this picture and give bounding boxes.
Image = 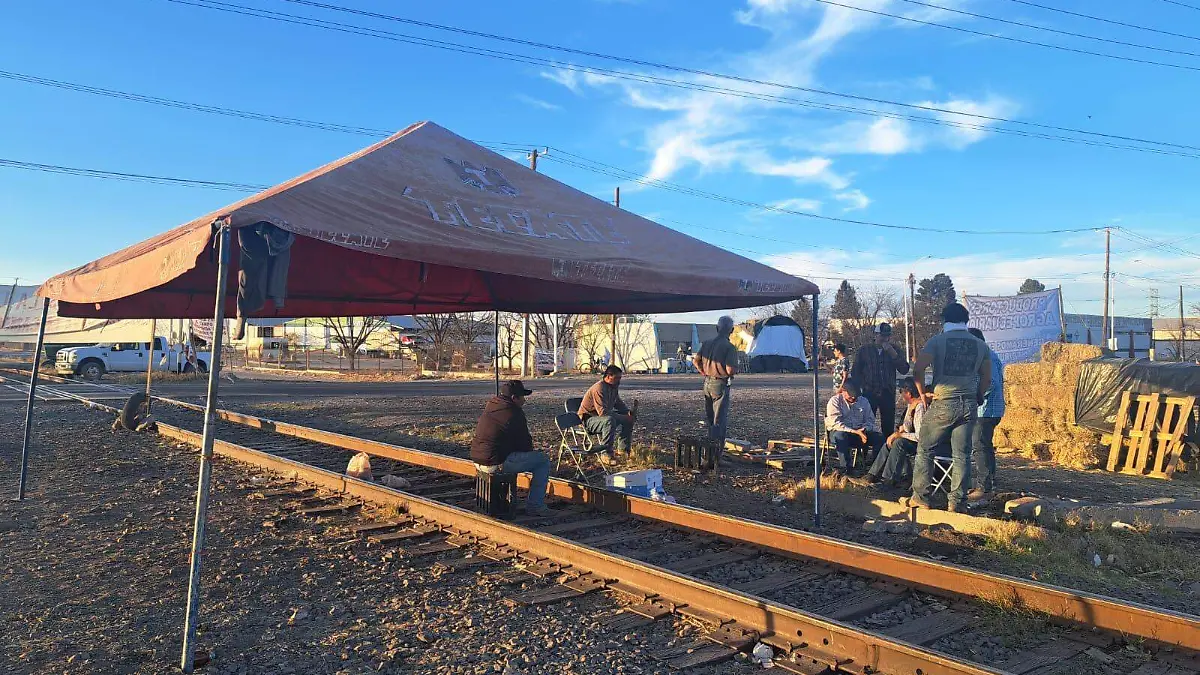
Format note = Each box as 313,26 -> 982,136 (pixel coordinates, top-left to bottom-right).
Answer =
965,288 -> 1063,365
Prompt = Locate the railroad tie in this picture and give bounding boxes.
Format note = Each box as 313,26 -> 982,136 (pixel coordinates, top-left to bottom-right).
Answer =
805,586 -> 907,622
367,523 -> 440,545
1128,661 -> 1199,675
537,515 -> 628,536
507,573 -> 608,606
880,609 -> 976,646
399,538 -> 461,558
651,639 -> 738,671
298,501 -> 360,517
666,547 -> 758,575
602,598 -> 675,633
574,529 -> 663,549
731,568 -> 829,596
994,638 -> 1091,674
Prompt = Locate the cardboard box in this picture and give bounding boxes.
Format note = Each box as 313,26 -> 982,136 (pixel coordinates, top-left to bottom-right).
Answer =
606,469 -> 663,494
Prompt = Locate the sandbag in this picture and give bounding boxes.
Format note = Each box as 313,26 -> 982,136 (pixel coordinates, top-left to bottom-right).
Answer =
345,452 -> 373,481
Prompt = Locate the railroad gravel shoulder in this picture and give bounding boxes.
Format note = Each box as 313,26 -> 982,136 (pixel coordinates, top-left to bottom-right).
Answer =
0,402 -> 765,675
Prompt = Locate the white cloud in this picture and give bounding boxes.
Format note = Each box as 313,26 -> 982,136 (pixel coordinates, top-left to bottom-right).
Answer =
919,95 -> 1021,148
767,197 -> 823,213
513,94 -> 561,111
835,189 -> 871,211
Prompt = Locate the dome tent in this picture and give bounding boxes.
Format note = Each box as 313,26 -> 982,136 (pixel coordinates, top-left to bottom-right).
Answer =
748,315 -> 808,373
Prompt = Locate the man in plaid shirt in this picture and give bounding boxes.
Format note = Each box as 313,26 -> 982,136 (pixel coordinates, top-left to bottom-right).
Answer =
851,323 -> 910,433
968,328 -> 1004,502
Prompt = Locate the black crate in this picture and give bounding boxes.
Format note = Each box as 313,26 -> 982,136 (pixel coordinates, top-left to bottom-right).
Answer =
475,470 -> 517,519
675,436 -> 720,471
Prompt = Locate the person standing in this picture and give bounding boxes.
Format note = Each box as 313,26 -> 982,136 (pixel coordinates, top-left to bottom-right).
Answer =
693,316 -> 739,456
851,323 -> 909,434
906,303 -> 991,512
830,343 -> 850,391
469,379 -> 554,516
578,365 -> 634,464
967,328 -> 1004,502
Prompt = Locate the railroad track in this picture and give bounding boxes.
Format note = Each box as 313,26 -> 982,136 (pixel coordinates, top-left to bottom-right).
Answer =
6,368 -> 1200,675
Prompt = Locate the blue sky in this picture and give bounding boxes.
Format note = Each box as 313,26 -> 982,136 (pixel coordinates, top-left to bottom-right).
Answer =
3,0 -> 1200,322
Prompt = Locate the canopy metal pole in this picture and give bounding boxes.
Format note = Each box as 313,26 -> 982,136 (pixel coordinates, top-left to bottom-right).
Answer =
16,297 -> 50,501
180,225 -> 231,673
521,314 -> 530,378
144,318 -> 157,413
494,311 -> 500,395
811,294 -> 821,527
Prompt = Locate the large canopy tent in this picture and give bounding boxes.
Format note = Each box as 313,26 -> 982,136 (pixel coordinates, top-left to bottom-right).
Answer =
22,121 -> 823,672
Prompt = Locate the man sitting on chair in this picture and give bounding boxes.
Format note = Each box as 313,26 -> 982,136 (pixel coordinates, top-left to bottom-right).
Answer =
854,377 -> 926,487
470,379 -> 553,516
825,378 -> 885,473
578,365 -> 633,465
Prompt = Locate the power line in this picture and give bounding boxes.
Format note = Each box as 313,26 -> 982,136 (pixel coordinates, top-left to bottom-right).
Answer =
807,0 -> 1200,73
891,0 -> 1200,58
154,0 -> 1200,159
999,0 -> 1200,43
1159,0 -> 1200,11
0,158 -> 269,192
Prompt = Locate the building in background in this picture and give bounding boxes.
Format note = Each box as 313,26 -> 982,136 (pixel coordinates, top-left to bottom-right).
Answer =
1152,318 -> 1200,361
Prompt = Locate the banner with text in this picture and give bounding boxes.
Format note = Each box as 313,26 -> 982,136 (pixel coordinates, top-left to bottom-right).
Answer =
964,288 -> 1063,365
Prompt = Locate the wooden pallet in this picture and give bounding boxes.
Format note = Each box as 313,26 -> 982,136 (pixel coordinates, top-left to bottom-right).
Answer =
1105,392 -> 1196,478
724,438 -> 818,470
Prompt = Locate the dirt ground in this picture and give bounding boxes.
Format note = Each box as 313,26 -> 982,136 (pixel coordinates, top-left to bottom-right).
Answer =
0,402 -> 767,675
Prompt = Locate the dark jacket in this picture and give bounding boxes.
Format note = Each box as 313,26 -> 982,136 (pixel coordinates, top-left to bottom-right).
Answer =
470,395 -> 535,466
851,344 -> 910,395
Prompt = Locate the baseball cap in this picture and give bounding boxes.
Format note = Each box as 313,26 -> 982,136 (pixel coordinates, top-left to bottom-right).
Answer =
501,379 -> 534,397
874,322 -> 893,336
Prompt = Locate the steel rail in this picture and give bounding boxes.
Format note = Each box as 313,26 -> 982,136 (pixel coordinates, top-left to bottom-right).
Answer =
9,370 -> 1200,653
137,400 -> 1200,653
153,420 -> 1005,675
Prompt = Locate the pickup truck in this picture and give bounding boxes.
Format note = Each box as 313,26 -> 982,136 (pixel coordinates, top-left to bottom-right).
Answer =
55,338 -> 211,380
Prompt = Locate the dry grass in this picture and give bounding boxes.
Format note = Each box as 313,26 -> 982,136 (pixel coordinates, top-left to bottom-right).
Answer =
784,473 -> 873,499
995,342 -> 1107,468
110,372 -> 205,385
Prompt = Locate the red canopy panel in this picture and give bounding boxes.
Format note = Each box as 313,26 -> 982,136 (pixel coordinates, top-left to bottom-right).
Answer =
40,121 -> 818,318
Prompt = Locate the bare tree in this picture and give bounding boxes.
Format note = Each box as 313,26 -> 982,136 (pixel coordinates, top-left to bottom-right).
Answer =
451,312 -> 491,368
612,315 -> 654,371
493,313 -> 523,373
323,316 -> 389,370
415,313 -> 456,371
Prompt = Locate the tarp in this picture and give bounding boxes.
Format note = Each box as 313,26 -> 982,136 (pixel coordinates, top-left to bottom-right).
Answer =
1074,357 -> 1200,440
37,122 -> 817,319
0,284 -> 159,344
747,315 -> 808,370
965,288 -> 1063,365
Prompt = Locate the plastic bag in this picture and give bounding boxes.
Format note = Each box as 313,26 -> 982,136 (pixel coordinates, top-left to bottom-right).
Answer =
346,452 -> 373,481
380,474 -> 411,489
750,642 -> 774,667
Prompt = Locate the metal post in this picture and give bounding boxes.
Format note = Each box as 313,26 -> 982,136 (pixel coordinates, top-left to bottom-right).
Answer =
1,278 -> 18,329
902,284 -> 911,363
552,315 -> 559,375
1180,286 -> 1186,361
1057,286 -> 1067,341
304,319 -> 310,371
610,315 -> 618,368
144,318 -> 157,414
1102,227 -> 1111,344
521,314 -> 530,378
811,295 -> 821,527
494,311 -> 501,395
180,225 -> 232,673
16,297 -> 50,501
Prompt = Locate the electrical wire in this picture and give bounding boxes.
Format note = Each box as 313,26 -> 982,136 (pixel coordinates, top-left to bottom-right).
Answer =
999,0 -> 1200,43
0,158 -> 269,192
153,0 -> 1200,158
1159,0 -> 1200,11
890,0 -> 1200,58
806,0 -> 1200,73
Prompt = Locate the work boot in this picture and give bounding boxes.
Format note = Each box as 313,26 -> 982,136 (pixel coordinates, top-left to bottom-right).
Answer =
900,495 -> 932,509
848,473 -> 880,487
966,488 -> 992,503
946,501 -> 965,514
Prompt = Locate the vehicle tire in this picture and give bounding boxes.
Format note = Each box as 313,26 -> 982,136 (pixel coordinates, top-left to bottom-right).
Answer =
196,362 -> 208,374
120,392 -> 149,430
79,359 -> 105,381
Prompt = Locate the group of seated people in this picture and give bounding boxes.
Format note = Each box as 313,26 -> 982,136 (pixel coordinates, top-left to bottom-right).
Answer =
467,366 -> 634,516
825,376 -> 925,488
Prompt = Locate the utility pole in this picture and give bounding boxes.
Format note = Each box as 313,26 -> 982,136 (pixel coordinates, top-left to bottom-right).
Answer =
520,149 -> 539,377
1102,227 -> 1111,345
1181,286 -> 1186,361
906,273 -> 916,361
610,187 -> 620,368
1,278 -> 18,329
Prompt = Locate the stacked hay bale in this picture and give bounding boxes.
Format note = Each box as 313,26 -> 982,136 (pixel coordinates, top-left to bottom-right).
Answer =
994,342 -> 1107,468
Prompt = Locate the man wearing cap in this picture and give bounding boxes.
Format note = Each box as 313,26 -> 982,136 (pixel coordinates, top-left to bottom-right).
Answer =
470,379 -> 553,516
693,316 -> 740,456
851,322 -> 909,436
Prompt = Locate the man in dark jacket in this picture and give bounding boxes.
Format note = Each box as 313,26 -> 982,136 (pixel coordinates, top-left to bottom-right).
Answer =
470,380 -> 553,516
851,322 -> 909,435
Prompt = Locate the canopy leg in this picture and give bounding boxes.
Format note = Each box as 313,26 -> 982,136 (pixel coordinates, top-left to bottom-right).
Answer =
811,295 -> 821,527
16,297 -> 50,501
180,225 -> 231,673
494,311 -> 500,395
145,318 -> 157,414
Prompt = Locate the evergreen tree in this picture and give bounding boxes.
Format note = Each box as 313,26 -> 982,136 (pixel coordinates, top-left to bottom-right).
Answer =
913,273 -> 957,348
1018,278 -> 1046,295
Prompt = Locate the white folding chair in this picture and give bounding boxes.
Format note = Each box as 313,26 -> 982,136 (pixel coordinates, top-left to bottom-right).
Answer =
930,455 -> 954,495
565,397 -> 604,452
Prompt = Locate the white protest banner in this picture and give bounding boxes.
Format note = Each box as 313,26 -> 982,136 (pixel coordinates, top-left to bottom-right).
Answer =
964,288 -> 1063,365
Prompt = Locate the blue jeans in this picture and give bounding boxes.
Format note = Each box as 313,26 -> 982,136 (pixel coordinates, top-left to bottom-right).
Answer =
911,397 -> 977,507
973,417 -> 1001,493
502,451 -> 550,510
704,377 -> 731,444
869,437 -> 917,483
830,430 -> 886,470
584,415 -> 632,453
